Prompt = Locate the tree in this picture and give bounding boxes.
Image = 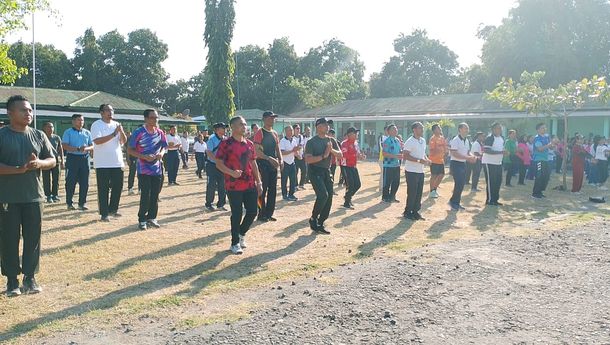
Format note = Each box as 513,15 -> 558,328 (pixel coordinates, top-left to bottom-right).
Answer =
480,0 -> 610,88
233,44 -> 272,111
487,71 -> 610,190
268,37 -> 300,113
297,38 -> 365,83
0,0 -> 52,84
72,28 -> 103,91
202,0 -> 236,126
160,71 -> 208,115
8,41 -> 73,88
287,72 -> 359,110
370,29 -> 459,98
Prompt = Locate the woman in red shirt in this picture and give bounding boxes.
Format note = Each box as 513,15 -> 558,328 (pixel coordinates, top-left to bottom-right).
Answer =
572,135 -> 591,193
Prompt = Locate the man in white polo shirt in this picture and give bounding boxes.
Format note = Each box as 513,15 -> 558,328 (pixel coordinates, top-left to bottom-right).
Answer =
166,125 -> 182,185
482,122 -> 505,206
91,104 -> 127,222
180,131 -> 190,169
449,123 -> 477,211
402,122 -> 431,221
280,125 -> 300,201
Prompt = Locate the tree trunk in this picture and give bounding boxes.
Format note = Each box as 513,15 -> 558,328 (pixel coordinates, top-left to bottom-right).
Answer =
562,113 -> 568,190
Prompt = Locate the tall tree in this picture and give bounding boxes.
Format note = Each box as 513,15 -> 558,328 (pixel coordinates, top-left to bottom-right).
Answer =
268,37 -> 300,113
480,0 -> 610,88
287,72 -> 360,110
297,38 -> 365,82
369,29 -> 459,98
202,0 -> 236,125
8,41 -> 73,88
233,44 -> 272,111
160,71 -> 208,115
72,28 -> 103,91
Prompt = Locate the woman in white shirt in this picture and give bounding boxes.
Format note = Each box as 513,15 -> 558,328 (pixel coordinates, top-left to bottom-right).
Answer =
193,134 -> 208,179
594,136 -> 609,189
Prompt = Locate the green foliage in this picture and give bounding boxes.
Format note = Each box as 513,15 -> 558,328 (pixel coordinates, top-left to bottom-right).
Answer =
370,29 -> 459,98
201,0 -> 236,126
287,71 -> 359,109
7,41 -> 73,88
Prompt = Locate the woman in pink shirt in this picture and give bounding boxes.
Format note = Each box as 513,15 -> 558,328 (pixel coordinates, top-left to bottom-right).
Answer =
516,135 -> 531,185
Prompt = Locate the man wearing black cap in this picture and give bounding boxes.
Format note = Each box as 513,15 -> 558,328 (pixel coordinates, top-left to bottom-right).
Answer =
253,111 -> 283,222
305,117 -> 342,234
340,127 -> 366,209
205,123 -> 228,211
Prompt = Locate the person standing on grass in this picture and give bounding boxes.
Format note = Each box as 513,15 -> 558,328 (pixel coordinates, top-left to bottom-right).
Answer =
180,131 -> 190,169
253,111 -> 283,222
378,126 -> 389,192
503,129 -> 518,187
305,117 -> 342,235
193,133 -> 207,179
165,125 -> 181,186
205,123 -> 228,211
126,130 -> 139,195
91,104 -> 127,222
279,125 -> 299,201
293,124 -> 308,190
594,136 -> 610,190
571,135 -> 591,194
0,95 -> 56,297
449,123 -> 477,211
482,123 -> 506,206
381,125 -> 402,203
127,109 -> 168,231
62,114 -> 93,211
402,122 -> 431,221
469,132 -> 485,192
340,127 -> 366,209
42,122 -> 64,203
531,123 -> 556,198
516,135 -> 531,186
428,124 -> 447,199
215,116 -> 263,255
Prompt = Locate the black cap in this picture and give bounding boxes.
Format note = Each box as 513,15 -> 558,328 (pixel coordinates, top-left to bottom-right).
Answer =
262,111 -> 278,118
346,127 -> 359,135
315,117 -> 333,126
213,122 -> 229,129
328,129 -> 336,135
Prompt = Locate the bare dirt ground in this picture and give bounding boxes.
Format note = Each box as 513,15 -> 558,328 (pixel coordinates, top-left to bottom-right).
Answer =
1,161 -> 609,344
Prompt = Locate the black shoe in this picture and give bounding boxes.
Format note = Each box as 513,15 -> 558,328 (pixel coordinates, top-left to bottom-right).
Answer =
532,194 -> 543,199
205,205 -> 215,212
6,277 -> 21,297
53,195 -> 61,202
403,213 -> 416,220
414,213 -> 426,221
78,205 -> 89,211
100,216 -> 110,222
342,203 -> 354,209
67,204 -> 76,210
258,216 -> 269,222
488,201 -> 504,206
174,182 -> 180,186
22,276 -> 42,294
391,199 -> 400,203
267,217 -> 277,222
314,225 -> 331,235
308,217 -> 318,230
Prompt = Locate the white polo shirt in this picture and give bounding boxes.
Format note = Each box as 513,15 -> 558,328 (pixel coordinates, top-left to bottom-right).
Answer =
167,134 -> 181,151
481,135 -> 504,165
595,145 -> 609,161
180,137 -> 189,152
194,141 -> 207,153
90,119 -> 124,168
403,136 -> 426,173
449,135 -> 470,163
471,141 -> 483,156
280,136 -> 298,165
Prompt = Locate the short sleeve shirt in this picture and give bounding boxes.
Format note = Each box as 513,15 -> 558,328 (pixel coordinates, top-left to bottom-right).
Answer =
62,127 -> 93,156
215,137 -> 257,191
403,136 -> 426,173
90,119 -> 124,168
532,135 -> 550,161
0,126 -> 54,203
340,139 -> 359,167
471,141 -> 483,156
279,137 -> 298,165
206,134 -> 224,164
47,134 -> 62,162
481,135 -> 504,165
428,135 -> 447,165
305,135 -> 340,169
194,141 -> 207,153
382,136 -> 402,168
595,145 -> 609,161
129,126 -> 168,176
166,134 -> 181,151
449,135 -> 470,162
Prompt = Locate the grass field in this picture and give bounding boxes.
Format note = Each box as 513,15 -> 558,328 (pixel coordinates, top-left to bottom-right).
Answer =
0,161 -> 607,344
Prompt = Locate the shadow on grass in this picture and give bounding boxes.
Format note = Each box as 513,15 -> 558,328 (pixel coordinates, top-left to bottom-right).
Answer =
427,210 -> 458,239
356,218 -> 415,258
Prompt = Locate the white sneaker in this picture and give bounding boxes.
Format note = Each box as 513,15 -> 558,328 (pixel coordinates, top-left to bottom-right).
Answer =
128,188 -> 135,195
239,235 -> 247,249
230,244 -> 243,255
430,190 -> 439,198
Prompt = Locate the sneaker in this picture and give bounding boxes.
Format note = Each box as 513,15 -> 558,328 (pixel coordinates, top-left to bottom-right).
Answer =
109,212 -> 122,217
217,206 -> 228,212
6,278 -> 21,297
147,219 -> 161,228
287,195 -> 298,201
430,190 -> 439,198
449,202 -> 460,211
52,195 -> 61,202
46,196 -> 54,203
78,205 -> 89,211
100,216 -> 110,222
67,204 -> 76,210
258,216 -> 268,222
22,276 -> 42,294
342,203 -> 354,209
282,196 -> 289,201
205,205 -> 215,212
128,188 -> 135,195
138,222 -> 148,230
239,235 -> 247,249
471,188 -> 481,192
532,194 -> 543,199
230,244 -> 243,255
267,217 -> 278,222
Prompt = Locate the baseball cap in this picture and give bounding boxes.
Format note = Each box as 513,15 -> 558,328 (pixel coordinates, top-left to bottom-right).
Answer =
262,111 -> 278,118
213,122 -> 229,129
315,117 -> 333,126
346,127 -> 359,135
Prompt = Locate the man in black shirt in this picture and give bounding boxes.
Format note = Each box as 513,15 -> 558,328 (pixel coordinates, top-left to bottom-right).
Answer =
42,121 -> 64,203
0,95 -> 56,297
305,117 -> 342,234
253,111 -> 283,222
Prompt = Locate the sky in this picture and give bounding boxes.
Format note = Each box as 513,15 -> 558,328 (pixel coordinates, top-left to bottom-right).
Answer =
7,0 -> 517,82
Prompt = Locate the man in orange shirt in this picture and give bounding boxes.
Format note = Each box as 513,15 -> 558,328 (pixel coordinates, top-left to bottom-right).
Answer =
428,124 -> 447,198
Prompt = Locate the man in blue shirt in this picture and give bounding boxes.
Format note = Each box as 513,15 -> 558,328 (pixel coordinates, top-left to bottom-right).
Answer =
382,124 -> 402,203
532,123 -> 555,198
205,123 -> 228,211
62,114 -> 93,210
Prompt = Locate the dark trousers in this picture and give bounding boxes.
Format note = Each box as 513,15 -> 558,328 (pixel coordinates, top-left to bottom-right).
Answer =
281,162 -> 297,198
465,162 -> 473,184
343,166 -> 361,204
181,151 -> 189,167
309,166 -> 333,225
227,189 -> 258,245
404,171 -> 424,215
382,166 -> 401,201
258,161 -> 278,218
449,161 -> 466,206
484,164 -> 503,204
518,160 -> 528,184
195,152 -> 206,177
532,160 -> 551,196
127,157 -> 137,190
42,165 -> 60,197
598,160 -> 609,184
469,160 -> 483,190
555,156 -> 563,173
0,203 -> 42,278
330,164 -> 337,182
166,150 -> 180,183
505,155 -> 518,185
205,164 -> 226,208
65,154 -> 90,206
295,158 -> 308,186
96,167 -> 124,217
138,174 -> 162,223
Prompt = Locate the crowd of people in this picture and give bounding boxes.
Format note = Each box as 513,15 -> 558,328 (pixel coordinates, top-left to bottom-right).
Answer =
1,93 -> 609,297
